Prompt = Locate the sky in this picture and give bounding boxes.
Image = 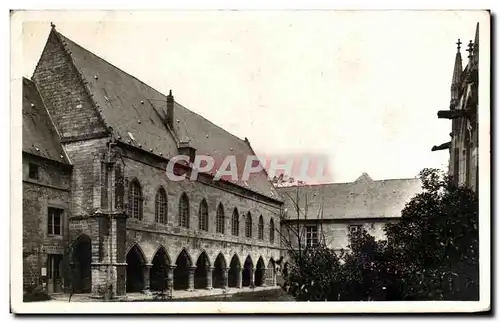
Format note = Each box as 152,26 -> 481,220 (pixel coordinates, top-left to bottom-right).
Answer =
19,10 -> 484,183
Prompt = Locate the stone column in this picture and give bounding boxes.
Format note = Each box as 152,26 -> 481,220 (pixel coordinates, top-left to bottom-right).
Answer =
206,266 -> 214,290
167,265 -> 176,291
260,268 -> 267,287
188,266 -> 196,291
236,268 -> 242,288
222,268 -> 229,289
142,263 -> 152,293
249,267 -> 255,287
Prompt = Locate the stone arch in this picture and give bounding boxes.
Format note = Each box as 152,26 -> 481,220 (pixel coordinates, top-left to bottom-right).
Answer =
212,253 -> 227,289
194,250 -> 211,289
70,234 -> 92,293
228,254 -> 241,288
126,244 -> 147,293
267,258 -> 277,286
255,256 -> 266,287
174,248 -> 193,290
242,255 -> 254,287
150,245 -> 171,291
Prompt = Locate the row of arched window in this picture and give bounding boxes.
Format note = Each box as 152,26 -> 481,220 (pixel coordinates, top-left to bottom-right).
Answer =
127,179 -> 276,243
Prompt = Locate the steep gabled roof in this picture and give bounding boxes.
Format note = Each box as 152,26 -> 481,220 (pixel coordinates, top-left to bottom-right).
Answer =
51,30 -> 279,200
277,174 -> 422,220
22,77 -> 70,164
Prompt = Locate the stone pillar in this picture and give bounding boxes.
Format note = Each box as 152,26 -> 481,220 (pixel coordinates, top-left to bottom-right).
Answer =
167,265 -> 175,291
142,263 -> 152,293
188,266 -> 196,291
236,268 -> 242,288
222,268 -> 229,289
206,266 -> 214,290
249,267 -> 255,287
260,268 -> 267,287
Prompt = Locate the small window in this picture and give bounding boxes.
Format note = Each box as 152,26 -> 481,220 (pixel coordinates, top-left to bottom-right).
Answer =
305,225 -> 318,247
29,163 -> 39,180
48,207 -> 63,235
348,224 -> 363,236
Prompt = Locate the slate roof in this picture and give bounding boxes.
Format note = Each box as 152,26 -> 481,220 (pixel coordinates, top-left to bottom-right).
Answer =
51,30 -> 279,200
277,173 -> 422,220
22,77 -> 70,164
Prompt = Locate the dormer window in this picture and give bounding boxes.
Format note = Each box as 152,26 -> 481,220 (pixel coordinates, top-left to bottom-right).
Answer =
29,163 -> 39,180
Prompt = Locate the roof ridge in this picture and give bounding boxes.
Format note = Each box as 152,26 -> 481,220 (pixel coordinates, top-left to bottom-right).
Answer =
279,177 -> 420,188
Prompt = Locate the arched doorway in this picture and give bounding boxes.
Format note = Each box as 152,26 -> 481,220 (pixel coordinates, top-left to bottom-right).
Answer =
212,253 -> 226,289
194,251 -> 210,289
174,249 -> 192,290
71,235 -> 92,293
267,258 -> 276,286
228,254 -> 240,288
126,245 -> 146,293
242,255 -> 253,287
255,257 -> 266,287
150,247 -> 170,291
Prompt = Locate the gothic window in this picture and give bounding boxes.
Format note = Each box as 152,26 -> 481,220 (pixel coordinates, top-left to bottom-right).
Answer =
155,187 -> 167,224
178,193 -> 190,228
258,215 -> 264,240
232,208 -> 239,236
245,212 -> 252,238
128,180 -> 143,220
269,218 -> 275,244
199,199 -> 208,231
216,203 -> 225,234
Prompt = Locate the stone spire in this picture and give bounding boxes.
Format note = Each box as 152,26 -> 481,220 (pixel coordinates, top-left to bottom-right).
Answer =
473,22 -> 479,66
450,39 -> 463,101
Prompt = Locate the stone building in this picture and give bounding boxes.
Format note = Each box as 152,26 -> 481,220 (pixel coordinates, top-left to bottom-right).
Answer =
22,26 -> 283,297
432,23 -> 479,192
276,173 -> 422,252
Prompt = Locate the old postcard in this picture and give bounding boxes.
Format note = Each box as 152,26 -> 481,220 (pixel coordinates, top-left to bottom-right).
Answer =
10,9 -> 491,313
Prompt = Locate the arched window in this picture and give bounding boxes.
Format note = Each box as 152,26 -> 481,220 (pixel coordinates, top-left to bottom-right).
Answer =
155,187 -> 167,224
216,203 -> 225,234
270,218 -> 275,243
128,179 -> 143,220
245,212 -> 252,238
258,215 -> 264,240
232,208 -> 239,236
178,193 -> 190,228
199,199 -> 208,231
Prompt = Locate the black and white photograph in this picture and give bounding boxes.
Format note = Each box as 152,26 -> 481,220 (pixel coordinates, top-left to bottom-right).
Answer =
9,9 -> 491,314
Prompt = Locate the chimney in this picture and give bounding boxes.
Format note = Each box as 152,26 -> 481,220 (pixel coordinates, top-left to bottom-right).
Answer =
166,90 -> 174,129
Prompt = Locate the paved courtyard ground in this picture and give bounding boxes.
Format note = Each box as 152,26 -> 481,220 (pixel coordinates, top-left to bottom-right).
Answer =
46,286 -> 295,302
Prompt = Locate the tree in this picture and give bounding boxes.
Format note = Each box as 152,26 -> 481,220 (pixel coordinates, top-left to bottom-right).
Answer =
281,168 -> 479,301
383,168 -> 479,300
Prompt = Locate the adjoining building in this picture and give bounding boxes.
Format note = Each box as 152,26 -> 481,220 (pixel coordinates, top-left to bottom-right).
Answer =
276,173 -> 422,252
432,23 -> 479,192
23,25 -> 283,297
